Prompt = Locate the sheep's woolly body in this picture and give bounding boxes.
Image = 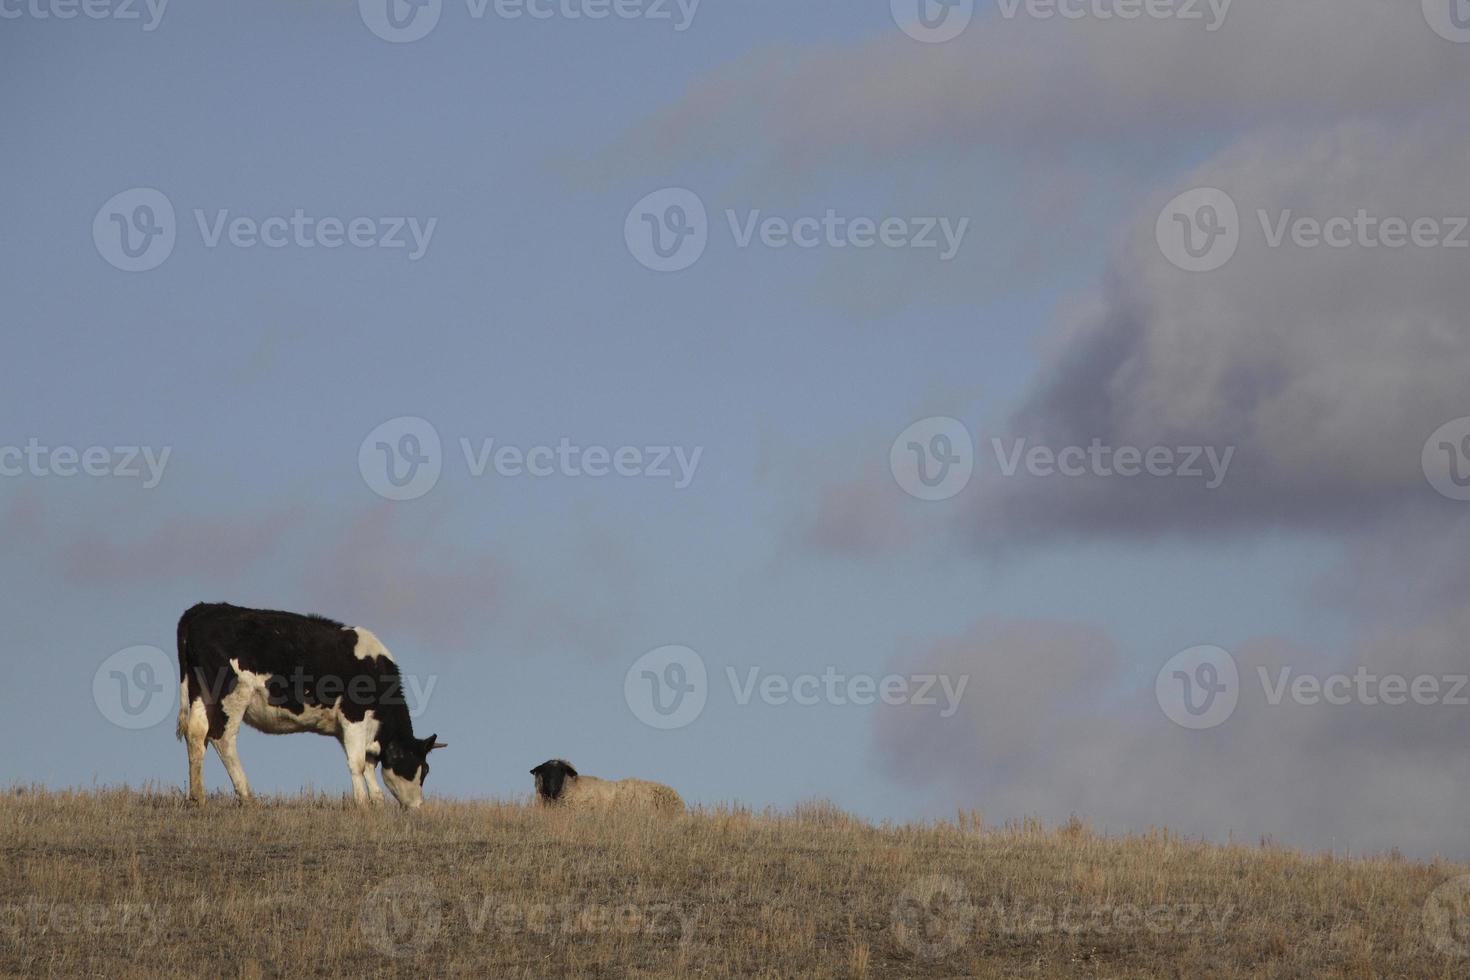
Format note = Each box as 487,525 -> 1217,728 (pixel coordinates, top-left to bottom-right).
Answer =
531,760 -> 683,813
559,775 -> 684,812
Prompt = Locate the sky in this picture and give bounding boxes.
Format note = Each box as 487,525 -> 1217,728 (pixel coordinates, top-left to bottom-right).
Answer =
3,0 -> 1470,859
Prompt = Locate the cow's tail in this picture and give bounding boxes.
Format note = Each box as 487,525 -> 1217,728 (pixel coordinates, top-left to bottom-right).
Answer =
175,609 -> 192,741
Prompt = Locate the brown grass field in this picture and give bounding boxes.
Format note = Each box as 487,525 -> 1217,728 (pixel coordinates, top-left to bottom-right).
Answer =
3,787 -> 1469,978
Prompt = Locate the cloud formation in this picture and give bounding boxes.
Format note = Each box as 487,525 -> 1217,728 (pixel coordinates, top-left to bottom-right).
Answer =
873,617 -> 1470,858
605,1 -> 1468,178
973,121 -> 1470,542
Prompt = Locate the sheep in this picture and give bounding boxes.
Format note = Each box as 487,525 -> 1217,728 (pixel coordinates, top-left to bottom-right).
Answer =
529,759 -> 684,813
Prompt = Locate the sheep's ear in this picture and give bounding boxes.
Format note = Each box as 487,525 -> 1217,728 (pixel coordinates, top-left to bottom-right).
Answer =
562,763 -> 578,778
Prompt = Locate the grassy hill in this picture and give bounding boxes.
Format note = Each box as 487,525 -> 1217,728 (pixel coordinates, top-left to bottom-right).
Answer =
2,788 -> 1467,978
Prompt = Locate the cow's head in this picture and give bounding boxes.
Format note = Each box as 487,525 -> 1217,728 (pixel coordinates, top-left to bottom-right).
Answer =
530,759 -> 577,802
381,734 -> 446,809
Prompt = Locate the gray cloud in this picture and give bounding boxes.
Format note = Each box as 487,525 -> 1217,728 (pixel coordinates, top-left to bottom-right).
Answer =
967,120 -> 1470,543
874,618 -> 1470,858
598,1 -> 1468,180
300,502 -> 507,652
63,505 -> 306,587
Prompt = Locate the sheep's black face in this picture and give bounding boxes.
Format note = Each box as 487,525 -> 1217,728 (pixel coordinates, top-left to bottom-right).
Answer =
531,759 -> 577,801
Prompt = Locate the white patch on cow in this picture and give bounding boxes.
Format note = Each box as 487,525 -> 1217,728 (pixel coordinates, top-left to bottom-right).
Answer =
231,659 -> 341,737
382,763 -> 424,810
342,716 -> 383,804
175,678 -> 190,738
347,626 -> 395,663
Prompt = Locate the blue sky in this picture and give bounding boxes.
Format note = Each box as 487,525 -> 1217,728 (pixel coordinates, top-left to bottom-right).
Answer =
5,0 -> 1470,858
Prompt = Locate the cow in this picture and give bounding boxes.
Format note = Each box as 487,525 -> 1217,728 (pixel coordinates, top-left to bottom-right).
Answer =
175,602 -> 445,808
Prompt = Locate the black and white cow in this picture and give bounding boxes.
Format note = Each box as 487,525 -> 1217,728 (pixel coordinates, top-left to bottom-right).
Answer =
175,602 -> 445,808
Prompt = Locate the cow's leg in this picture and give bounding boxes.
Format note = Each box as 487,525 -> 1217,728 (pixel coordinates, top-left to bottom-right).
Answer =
341,723 -> 371,806
211,722 -> 252,802
184,698 -> 209,804
212,677 -> 255,802
364,761 -> 385,804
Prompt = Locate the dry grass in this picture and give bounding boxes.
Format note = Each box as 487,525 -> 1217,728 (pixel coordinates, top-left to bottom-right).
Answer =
2,786 -> 1468,978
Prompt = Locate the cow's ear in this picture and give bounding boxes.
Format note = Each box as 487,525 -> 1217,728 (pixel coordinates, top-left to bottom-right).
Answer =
424,735 -> 446,753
